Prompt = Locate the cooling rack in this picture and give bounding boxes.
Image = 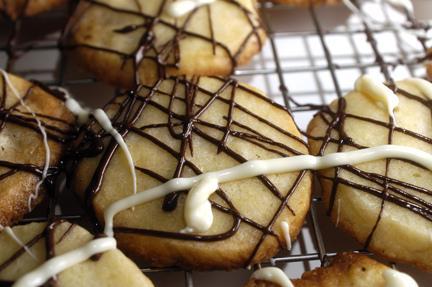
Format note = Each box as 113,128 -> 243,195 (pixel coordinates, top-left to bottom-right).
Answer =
0,0 -> 431,286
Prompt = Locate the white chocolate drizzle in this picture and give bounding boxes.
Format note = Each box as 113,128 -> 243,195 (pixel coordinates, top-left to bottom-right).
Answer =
63,93 -> 90,125
14,77 -> 432,286
104,144 -> 432,236
280,221 -> 291,250
92,109 -> 137,197
13,237 -> 116,287
183,177 -> 219,233
12,94 -> 139,286
401,78 -> 432,98
64,94 -> 137,196
12,146 -> 429,286
251,267 -> 294,287
166,0 -> 216,18
355,75 -> 399,122
0,70 -> 51,211
383,269 -> 418,287
0,224 -> 36,260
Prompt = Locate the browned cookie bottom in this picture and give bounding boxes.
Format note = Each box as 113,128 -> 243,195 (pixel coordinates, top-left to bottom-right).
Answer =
0,72 -> 74,226
244,253 -> 392,287
0,0 -> 66,19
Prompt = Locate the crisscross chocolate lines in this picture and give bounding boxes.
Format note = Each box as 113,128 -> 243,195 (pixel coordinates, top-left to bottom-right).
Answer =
0,221 -> 79,287
309,85 -> 432,249
64,0 -> 265,87
0,74 -> 73,196
78,76 -> 309,266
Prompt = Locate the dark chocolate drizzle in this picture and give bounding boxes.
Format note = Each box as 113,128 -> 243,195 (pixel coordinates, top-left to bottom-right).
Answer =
0,154 -> 103,287
61,0 -> 265,87
0,220 -> 80,286
0,7 -> 77,277
73,76 -> 309,267
309,84 -> 432,250
0,68 -> 76,285
0,73 -> 75,215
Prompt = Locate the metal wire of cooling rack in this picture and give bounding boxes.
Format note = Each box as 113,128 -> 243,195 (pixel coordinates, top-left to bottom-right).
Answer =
0,0 -> 431,286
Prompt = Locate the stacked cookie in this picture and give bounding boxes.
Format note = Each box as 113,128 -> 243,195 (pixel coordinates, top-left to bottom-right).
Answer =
0,0 -> 66,19
0,1 -> 431,287
0,72 -> 155,286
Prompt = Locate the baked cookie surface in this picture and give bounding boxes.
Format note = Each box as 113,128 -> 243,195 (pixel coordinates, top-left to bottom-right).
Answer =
0,72 -> 74,227
292,253 -> 389,287
0,0 -> 66,19
307,78 -> 432,271
244,253 -> 394,287
0,221 -> 154,286
66,0 -> 266,88
72,76 -> 312,270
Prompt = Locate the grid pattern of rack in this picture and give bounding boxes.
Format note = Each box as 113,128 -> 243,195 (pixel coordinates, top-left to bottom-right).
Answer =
0,0 -> 431,286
